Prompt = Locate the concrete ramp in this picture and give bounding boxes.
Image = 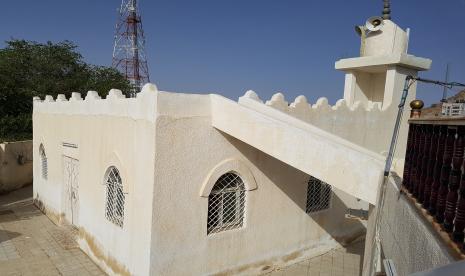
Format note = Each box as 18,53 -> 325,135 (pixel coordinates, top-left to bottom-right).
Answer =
211,94 -> 385,204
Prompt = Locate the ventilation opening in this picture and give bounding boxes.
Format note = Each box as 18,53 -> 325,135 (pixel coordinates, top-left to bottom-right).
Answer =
306,176 -> 332,214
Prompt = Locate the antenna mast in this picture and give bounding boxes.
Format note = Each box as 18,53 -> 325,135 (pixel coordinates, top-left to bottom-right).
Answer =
441,64 -> 450,102
112,0 -> 150,97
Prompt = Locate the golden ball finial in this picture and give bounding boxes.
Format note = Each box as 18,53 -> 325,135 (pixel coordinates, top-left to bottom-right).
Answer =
410,99 -> 424,110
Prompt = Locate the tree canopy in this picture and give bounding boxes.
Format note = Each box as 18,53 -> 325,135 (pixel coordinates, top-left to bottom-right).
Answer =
0,39 -> 131,141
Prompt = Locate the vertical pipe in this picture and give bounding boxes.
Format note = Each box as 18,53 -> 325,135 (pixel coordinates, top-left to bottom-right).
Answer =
384,76 -> 413,176
370,76 -> 411,275
402,124 -> 415,190
441,64 -> 450,103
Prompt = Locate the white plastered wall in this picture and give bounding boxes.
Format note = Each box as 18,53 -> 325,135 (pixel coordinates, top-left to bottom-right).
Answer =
33,86 -> 158,276
149,92 -> 367,275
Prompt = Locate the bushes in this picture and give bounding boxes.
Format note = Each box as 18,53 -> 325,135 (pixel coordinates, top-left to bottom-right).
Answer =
0,39 -> 132,142
0,114 -> 32,142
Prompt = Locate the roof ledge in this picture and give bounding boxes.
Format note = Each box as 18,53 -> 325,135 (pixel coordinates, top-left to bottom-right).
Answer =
335,53 -> 432,73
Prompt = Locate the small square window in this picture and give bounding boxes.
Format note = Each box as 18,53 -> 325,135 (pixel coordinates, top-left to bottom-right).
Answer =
306,176 -> 332,214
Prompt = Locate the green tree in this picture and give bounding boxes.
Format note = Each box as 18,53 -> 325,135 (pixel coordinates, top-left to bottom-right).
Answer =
0,39 -> 132,141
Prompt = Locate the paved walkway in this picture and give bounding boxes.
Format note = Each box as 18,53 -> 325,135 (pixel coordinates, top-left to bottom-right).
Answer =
265,240 -> 364,276
0,185 -> 363,276
0,186 -> 105,276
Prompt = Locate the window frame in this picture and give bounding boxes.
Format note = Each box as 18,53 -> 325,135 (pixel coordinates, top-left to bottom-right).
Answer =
207,172 -> 246,235
104,166 -> 125,228
39,144 -> 48,180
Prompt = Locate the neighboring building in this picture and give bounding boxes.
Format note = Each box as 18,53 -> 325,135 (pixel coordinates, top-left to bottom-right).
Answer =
442,102 -> 465,117
421,90 -> 465,118
33,15 -> 431,276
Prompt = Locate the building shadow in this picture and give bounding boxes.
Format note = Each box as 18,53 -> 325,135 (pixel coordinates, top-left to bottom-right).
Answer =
0,229 -> 21,244
221,133 -> 367,263
0,185 -> 41,223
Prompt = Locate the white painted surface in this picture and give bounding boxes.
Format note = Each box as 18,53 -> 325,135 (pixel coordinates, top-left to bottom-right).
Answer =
31,15 -> 433,276
150,92 -> 368,275
33,88 -> 371,275
362,20 -> 408,57
214,94 -> 384,204
33,85 -> 158,276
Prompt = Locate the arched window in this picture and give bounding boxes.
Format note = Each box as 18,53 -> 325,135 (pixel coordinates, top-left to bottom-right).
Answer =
207,172 -> 245,234
104,166 -> 125,227
39,144 -> 47,180
306,176 -> 332,214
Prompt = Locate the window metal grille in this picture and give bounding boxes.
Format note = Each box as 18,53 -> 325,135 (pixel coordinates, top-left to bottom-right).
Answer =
207,172 -> 246,234
39,144 -> 47,180
104,167 -> 125,227
306,176 -> 332,214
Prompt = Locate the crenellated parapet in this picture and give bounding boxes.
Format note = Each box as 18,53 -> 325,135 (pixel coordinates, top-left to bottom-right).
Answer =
32,83 -> 159,122
239,90 -> 395,156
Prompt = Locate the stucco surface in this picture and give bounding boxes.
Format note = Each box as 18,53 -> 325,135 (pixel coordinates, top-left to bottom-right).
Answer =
213,94 -> 384,204
33,85 -> 375,275
31,15 -> 435,276
33,86 -> 158,275
0,141 -> 33,193
150,94 -> 368,275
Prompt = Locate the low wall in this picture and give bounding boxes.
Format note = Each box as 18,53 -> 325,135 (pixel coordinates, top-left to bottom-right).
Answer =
378,175 -> 456,276
238,90 -> 409,175
0,140 -> 33,193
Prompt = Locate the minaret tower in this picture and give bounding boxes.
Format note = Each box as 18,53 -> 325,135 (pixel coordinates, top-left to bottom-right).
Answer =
335,0 -> 431,172
112,0 -> 150,97
336,0 -> 431,110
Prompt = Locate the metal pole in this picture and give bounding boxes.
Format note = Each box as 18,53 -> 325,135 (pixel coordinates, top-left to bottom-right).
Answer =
369,75 -> 465,275
384,75 -> 413,176
368,75 -> 412,276
441,64 -> 450,102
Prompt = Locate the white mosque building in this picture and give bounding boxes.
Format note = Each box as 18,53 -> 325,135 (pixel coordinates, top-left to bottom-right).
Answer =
33,11 -> 431,276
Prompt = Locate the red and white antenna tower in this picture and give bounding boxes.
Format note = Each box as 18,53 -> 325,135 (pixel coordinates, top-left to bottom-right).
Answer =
112,0 -> 150,97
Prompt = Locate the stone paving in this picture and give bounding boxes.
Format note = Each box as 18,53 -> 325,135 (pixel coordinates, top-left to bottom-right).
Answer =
265,240 -> 364,276
0,185 -> 364,276
0,186 -> 105,276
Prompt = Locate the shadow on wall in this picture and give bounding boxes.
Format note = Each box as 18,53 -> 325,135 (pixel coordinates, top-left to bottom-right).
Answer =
221,132 -> 367,246
0,141 -> 33,193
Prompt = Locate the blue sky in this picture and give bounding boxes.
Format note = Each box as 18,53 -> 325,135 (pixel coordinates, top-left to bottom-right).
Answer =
2,0 -> 464,105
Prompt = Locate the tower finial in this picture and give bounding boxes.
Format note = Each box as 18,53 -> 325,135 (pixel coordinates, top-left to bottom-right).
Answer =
382,0 -> 391,20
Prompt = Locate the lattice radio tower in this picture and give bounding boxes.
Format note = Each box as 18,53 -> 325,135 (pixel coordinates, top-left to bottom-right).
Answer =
112,0 -> 150,97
